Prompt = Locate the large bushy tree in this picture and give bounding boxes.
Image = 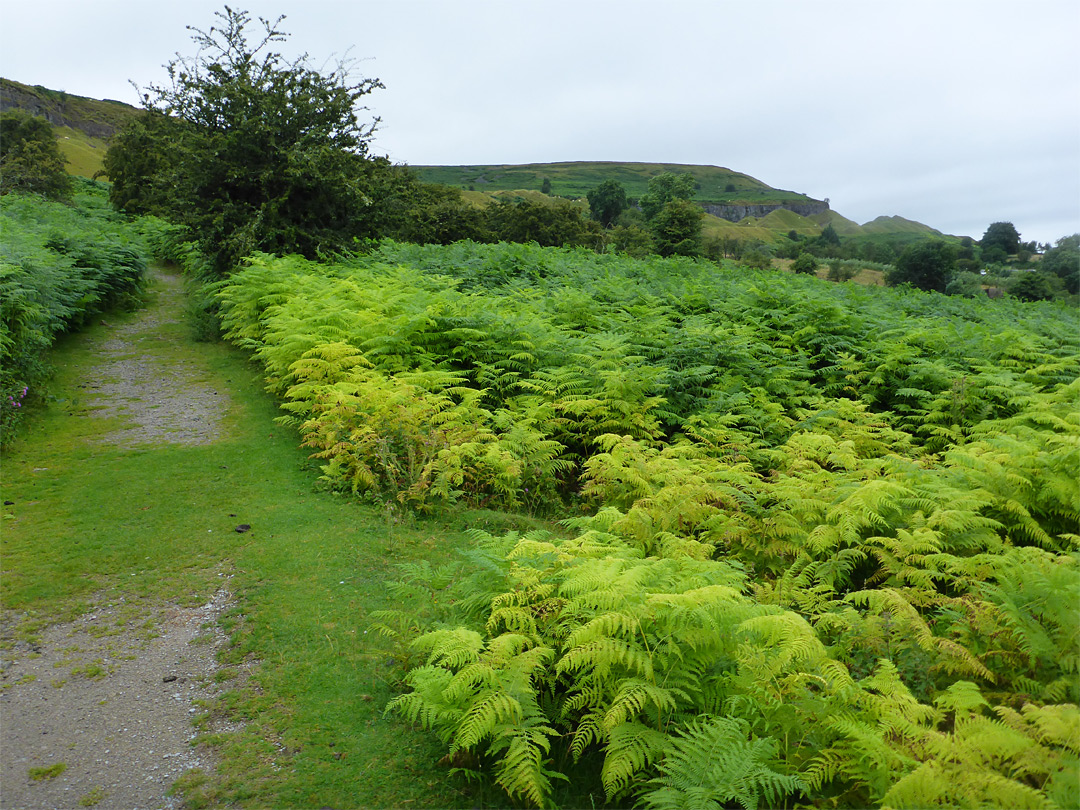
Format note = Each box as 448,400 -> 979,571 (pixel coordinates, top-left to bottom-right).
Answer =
102,109 -> 179,215
106,6 -> 385,276
640,172 -> 696,221
981,221 -> 1021,256
887,239 -> 956,292
390,179 -> 488,245
651,199 -> 703,257
0,110 -> 72,200
586,179 -> 628,228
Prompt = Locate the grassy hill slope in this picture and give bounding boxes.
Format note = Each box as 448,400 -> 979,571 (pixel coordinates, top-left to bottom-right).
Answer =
411,161 -> 815,206
1,78 -> 141,178
413,161 -> 960,245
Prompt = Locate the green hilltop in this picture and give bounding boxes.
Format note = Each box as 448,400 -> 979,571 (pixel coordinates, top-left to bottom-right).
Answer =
410,160 -> 816,207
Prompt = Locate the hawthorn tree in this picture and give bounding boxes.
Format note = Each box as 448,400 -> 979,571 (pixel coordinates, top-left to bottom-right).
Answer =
102,109 -> 180,215
107,6 -> 385,276
0,110 -> 72,200
586,179 -> 628,228
486,198 -> 602,248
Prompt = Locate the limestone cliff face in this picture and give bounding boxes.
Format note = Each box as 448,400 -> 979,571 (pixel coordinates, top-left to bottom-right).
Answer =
0,79 -> 139,139
703,200 -> 831,221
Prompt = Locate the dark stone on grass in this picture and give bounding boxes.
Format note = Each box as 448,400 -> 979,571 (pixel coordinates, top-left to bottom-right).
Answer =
235,524 -> 251,533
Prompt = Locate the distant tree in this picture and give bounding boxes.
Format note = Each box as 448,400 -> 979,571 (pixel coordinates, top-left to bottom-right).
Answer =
774,239 -> 802,260
887,239 -> 956,292
1010,271 -> 1060,302
724,183 -> 737,193
945,271 -> 985,298
791,252 -> 818,275
108,7 -> 385,276
818,223 -> 841,247
827,260 -> 858,282
609,223 -> 654,258
650,198 -> 703,257
742,246 -> 773,271
541,177 -> 552,195
487,198 -> 602,248
640,172 -> 696,220
1040,234 -> 1079,294
0,110 -> 72,200
981,221 -> 1021,255
385,178 -> 488,245
981,245 -> 1009,266
586,179 -> 628,228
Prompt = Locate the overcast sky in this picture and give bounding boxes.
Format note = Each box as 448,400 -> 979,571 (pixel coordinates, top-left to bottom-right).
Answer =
3,0 -> 1078,244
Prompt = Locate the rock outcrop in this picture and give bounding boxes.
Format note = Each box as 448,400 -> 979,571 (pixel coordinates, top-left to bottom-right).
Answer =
703,200 -> 831,222
0,78 -> 139,139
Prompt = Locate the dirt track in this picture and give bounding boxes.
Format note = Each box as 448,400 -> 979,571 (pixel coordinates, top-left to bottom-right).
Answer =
1,270 -> 240,810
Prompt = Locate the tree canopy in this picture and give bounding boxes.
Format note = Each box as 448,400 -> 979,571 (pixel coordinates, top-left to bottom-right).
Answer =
887,239 -> 956,292
1040,234 -> 1079,294
485,198 -> 602,249
105,6 -> 386,276
640,172 -> 696,221
586,179 -> 628,228
0,110 -> 72,200
981,221 -> 1021,255
650,199 -> 703,257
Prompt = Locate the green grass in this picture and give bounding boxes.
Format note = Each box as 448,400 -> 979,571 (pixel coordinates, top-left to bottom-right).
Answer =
0,270 -> 547,807
410,160 -> 815,204
29,762 -> 67,780
78,786 -> 107,806
55,125 -> 109,179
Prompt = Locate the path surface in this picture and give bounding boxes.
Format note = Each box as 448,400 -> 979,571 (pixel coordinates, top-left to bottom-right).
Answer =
1,269 -> 240,810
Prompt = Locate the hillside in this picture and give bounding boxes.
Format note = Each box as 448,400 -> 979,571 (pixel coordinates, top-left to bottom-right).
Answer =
412,161 -> 958,244
0,77 -> 141,178
411,161 -> 820,210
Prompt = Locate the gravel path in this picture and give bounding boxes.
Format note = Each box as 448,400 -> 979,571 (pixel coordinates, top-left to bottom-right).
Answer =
86,271 -> 227,448
1,269 -> 241,810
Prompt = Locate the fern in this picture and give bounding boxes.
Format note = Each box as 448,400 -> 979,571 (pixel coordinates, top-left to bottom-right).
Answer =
639,716 -> 803,810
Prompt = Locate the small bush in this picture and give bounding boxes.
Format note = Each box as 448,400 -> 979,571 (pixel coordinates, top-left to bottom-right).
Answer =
792,252 -> 818,275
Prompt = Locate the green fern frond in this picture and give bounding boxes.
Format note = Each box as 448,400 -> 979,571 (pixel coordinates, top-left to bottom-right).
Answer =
639,715 -> 803,810
490,721 -> 560,808
602,678 -> 679,731
601,721 -> 669,800
413,627 -> 485,669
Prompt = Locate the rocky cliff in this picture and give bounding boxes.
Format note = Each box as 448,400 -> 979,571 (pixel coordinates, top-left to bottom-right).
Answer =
0,78 -> 139,139
703,199 -> 831,222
